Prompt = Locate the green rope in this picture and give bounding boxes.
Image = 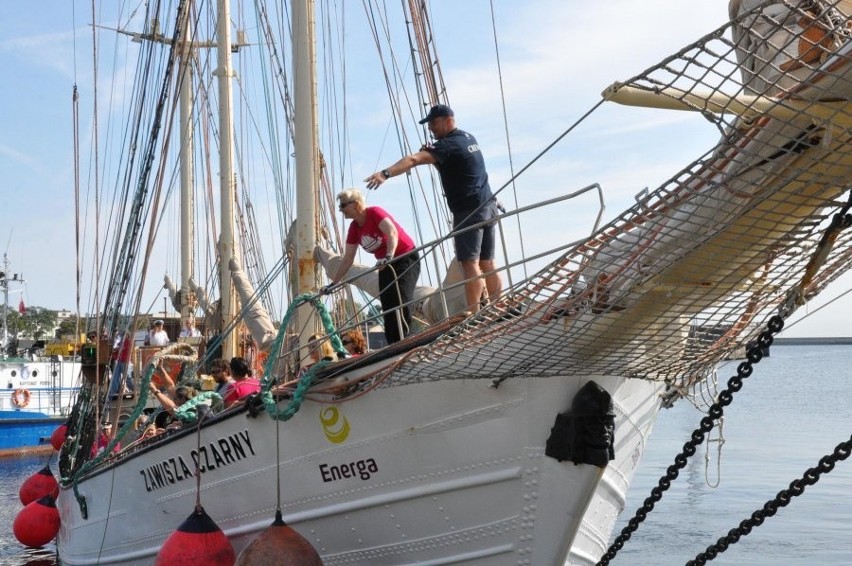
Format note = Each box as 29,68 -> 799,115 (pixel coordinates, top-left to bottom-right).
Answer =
173,391 -> 223,422
58,384 -> 95,479
69,291 -> 339,516
69,363 -> 158,518
259,292 -> 343,421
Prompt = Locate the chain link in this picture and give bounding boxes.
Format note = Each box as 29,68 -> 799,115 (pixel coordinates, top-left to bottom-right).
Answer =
687,436 -> 852,564
596,315 -> 784,566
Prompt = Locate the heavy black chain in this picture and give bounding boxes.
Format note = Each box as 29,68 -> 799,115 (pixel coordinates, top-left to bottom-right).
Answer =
688,435 -> 852,564
596,315 -> 784,566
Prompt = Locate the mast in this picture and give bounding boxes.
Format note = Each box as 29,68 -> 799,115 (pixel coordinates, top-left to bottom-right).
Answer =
0,254 -> 8,359
178,3 -> 197,329
293,0 -> 320,338
216,0 -> 239,358
0,254 -> 24,360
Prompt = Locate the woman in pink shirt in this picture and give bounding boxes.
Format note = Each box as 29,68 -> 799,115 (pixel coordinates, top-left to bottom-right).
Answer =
222,357 -> 261,407
325,189 -> 421,344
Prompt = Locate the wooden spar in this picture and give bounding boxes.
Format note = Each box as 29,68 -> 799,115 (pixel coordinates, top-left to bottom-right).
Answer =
293,0 -> 321,340
216,0 -> 238,358
602,83 -> 851,126
177,6 -> 195,327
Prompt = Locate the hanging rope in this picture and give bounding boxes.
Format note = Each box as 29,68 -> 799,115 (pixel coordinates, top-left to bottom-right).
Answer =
255,292 -> 344,421
488,0 -> 526,280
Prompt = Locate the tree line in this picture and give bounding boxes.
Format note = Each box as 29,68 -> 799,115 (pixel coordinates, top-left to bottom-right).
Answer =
1,306 -> 81,341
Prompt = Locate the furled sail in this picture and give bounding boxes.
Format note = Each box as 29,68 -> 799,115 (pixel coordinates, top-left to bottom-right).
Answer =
313,245 -> 469,324
229,258 -> 277,350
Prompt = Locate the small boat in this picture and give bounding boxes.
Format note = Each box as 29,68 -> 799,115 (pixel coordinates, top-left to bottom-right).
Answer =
45,0 -> 852,564
0,255 -> 79,456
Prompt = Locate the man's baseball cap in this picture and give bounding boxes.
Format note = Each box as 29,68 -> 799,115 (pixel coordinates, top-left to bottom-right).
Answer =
418,104 -> 454,124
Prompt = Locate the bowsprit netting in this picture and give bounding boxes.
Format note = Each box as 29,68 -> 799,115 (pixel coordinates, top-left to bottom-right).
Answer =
350,0 -> 852,395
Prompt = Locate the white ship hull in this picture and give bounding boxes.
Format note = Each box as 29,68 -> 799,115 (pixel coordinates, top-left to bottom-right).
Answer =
57,371 -> 662,564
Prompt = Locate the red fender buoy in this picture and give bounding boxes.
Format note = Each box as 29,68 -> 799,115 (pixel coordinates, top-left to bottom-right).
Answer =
50,424 -> 68,451
156,505 -> 235,565
13,494 -> 60,548
236,510 -> 322,565
19,465 -> 59,505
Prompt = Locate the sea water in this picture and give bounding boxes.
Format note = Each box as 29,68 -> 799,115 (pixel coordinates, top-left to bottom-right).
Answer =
0,456 -> 57,565
613,344 -> 852,565
0,344 -> 849,565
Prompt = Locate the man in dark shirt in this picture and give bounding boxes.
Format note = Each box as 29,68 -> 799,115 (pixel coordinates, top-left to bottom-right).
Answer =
365,104 -> 501,312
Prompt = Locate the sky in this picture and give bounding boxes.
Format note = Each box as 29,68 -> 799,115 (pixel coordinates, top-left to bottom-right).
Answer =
0,0 -> 849,337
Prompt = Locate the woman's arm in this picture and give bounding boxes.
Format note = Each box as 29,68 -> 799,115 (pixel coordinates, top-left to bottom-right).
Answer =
149,382 -> 177,413
377,218 -> 399,259
156,362 -> 177,396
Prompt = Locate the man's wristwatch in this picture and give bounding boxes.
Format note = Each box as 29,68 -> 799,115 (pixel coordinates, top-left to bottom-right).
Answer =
381,169 -> 391,179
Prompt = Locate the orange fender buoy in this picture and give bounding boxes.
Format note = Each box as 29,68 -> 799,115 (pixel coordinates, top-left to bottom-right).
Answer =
156,505 -> 235,565
50,424 -> 68,451
11,388 -> 30,408
236,510 -> 322,565
13,495 -> 60,548
19,465 -> 58,506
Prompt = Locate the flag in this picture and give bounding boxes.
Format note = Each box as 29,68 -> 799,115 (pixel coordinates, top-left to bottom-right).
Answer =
18,298 -> 26,314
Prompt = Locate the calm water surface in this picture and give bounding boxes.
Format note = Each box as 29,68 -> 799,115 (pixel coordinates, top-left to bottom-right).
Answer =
0,456 -> 58,565
0,344 -> 848,565
614,344 -> 852,565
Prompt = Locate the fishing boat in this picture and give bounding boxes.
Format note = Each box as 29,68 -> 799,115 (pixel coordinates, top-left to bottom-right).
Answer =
0,254 -> 80,456
46,0 -> 851,564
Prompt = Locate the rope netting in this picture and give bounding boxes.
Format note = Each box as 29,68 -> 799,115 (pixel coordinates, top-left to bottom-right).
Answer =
353,0 -> 852,392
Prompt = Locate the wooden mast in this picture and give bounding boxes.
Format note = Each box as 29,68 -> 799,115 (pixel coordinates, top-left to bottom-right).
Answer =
216,0 -> 239,358
293,0 -> 321,340
177,3 -> 197,330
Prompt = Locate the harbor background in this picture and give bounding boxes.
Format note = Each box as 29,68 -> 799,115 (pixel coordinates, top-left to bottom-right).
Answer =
0,344 -> 850,565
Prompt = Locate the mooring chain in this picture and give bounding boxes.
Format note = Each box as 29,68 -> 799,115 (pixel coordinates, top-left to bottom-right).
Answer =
596,315 -> 784,566
687,435 -> 852,565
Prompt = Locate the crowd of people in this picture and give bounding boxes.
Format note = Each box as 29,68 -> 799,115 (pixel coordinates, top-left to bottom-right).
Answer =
94,312 -> 390,461
128,355 -> 263,444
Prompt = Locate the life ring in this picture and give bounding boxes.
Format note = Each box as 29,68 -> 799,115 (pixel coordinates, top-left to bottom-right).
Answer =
12,388 -> 30,408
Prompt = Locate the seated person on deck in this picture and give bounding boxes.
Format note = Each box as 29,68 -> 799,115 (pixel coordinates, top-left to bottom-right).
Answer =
149,384 -> 198,430
222,357 -> 261,408
342,328 -> 367,357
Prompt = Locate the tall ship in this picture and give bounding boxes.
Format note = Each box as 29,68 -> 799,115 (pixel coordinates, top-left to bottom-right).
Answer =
19,0 -> 851,563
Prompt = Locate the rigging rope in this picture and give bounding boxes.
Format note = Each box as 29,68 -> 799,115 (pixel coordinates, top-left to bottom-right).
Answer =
488,0 -> 526,281
101,0 -> 188,335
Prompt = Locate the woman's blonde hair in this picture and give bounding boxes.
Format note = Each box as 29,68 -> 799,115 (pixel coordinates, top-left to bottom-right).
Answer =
336,188 -> 365,207
308,334 -> 336,360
